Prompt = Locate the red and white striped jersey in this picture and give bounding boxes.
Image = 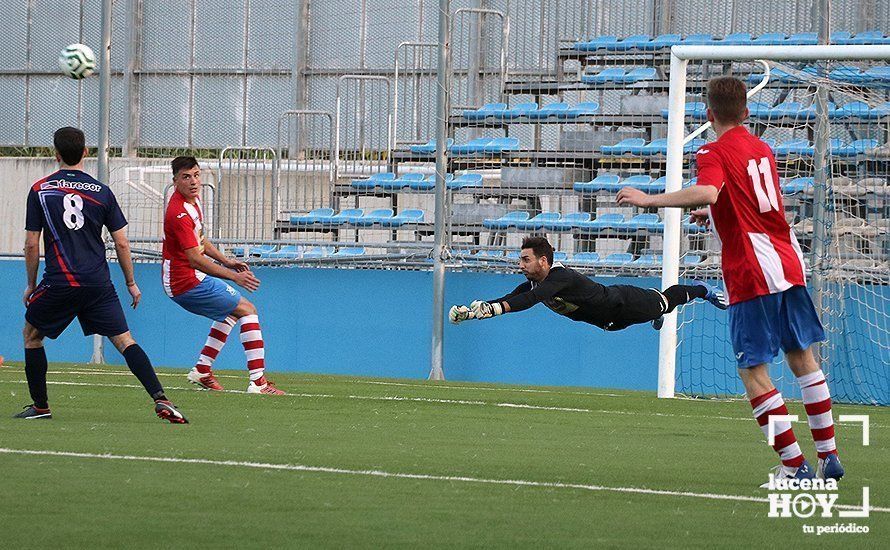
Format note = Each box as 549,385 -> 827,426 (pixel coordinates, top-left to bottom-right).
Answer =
162,190 -> 206,297
695,126 -> 806,305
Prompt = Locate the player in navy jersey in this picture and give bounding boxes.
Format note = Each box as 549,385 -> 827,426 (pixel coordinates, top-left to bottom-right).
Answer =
17,127 -> 187,423
617,77 -> 842,484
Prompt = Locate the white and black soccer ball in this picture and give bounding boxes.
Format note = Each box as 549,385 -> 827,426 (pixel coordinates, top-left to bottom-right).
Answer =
59,43 -> 96,79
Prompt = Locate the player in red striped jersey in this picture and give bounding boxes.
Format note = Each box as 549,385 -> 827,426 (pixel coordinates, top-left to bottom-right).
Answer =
617,77 -> 842,484
162,156 -> 284,395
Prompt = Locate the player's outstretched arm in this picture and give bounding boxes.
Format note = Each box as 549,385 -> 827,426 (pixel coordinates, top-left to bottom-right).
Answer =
22,230 -> 40,306
110,227 -> 142,308
616,185 -> 718,209
184,246 -> 260,292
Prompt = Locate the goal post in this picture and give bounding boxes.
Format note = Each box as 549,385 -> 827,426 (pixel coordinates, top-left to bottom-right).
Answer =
659,45 -> 890,403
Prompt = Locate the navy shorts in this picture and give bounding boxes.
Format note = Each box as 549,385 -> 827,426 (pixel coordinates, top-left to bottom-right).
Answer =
729,286 -> 825,368
25,283 -> 130,339
171,276 -> 241,322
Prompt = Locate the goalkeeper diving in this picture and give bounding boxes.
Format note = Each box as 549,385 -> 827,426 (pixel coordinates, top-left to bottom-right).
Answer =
450,237 -> 726,330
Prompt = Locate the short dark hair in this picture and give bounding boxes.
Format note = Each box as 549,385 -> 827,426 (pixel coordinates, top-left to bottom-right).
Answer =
54,127 -> 86,165
171,156 -> 200,176
706,76 -> 748,125
521,236 -> 554,265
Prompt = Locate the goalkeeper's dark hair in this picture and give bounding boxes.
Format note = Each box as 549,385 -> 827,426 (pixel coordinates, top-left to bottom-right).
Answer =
706,76 -> 748,125
171,156 -> 200,176
53,127 -> 86,165
521,236 -> 554,265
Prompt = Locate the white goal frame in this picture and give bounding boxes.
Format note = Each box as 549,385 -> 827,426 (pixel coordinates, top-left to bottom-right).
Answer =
658,44 -> 890,398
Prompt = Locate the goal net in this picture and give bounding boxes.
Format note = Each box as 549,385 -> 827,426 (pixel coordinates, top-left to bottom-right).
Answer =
660,46 -> 889,405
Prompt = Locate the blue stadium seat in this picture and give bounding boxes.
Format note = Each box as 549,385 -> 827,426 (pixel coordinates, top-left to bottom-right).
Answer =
866,102 -> 890,119
661,102 -> 706,120
683,177 -> 698,188
648,177 -> 667,193
829,66 -> 866,83
601,138 -> 646,155
597,253 -> 634,266
451,138 -> 492,155
683,254 -> 703,266
683,138 -> 706,154
352,208 -> 394,226
753,32 -> 787,45
682,34 -> 715,45
468,250 -> 504,261
499,102 -> 539,119
621,214 -> 663,232
379,209 -> 425,227
834,101 -> 870,119
846,30 -> 889,45
641,139 -> 668,155
571,252 -> 600,265
333,247 -> 365,257
410,138 -> 453,154
573,173 -> 621,193
617,67 -> 657,83
329,208 -> 364,225
608,34 -> 652,51
573,35 -> 618,51
798,102 -> 836,120
631,254 -> 662,266
482,137 -> 519,153
264,245 -> 303,259
782,177 -> 814,195
505,251 -> 521,260
483,211 -> 530,229
290,207 -> 335,225
231,244 -> 276,257
352,173 -> 395,190
829,31 -> 853,44
381,173 -> 425,190
836,139 -> 878,157
719,32 -> 753,45
449,173 -> 483,189
644,34 -> 682,50
526,102 -> 570,119
559,101 -> 600,118
553,252 -> 568,262
514,212 -> 561,230
301,246 -> 336,259
544,212 -> 591,231
683,216 -> 706,234
582,67 -> 626,84
766,102 -> 803,119
865,66 -> 890,82
747,102 -> 771,118
746,68 -> 794,84
621,175 -> 653,190
580,213 -> 625,232
774,139 -> 813,157
785,32 -> 818,45
463,103 -> 508,120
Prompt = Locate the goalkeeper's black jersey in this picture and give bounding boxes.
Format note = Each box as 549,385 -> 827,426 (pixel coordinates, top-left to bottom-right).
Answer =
492,263 -> 654,329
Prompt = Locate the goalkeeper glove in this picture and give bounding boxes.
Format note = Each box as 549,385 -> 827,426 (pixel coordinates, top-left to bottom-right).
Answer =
470,300 -> 503,320
449,304 -> 473,324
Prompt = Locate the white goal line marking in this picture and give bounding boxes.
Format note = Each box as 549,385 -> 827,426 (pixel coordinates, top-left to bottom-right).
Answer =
0,378 -> 884,428
0,448 -> 885,513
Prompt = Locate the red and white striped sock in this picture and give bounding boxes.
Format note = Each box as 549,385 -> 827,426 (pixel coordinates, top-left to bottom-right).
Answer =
239,314 -> 266,385
750,388 -> 805,468
195,317 -> 236,374
797,370 -> 838,459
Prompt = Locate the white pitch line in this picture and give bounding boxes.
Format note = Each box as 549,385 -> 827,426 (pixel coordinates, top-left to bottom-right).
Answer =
0,448 -> 885,513
1,378 -> 886,427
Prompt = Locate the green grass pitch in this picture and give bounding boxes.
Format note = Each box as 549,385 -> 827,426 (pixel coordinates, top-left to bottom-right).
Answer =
0,362 -> 887,548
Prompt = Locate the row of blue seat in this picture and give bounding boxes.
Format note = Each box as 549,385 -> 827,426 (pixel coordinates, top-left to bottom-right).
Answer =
463,102 -> 600,120
410,137 -> 518,155
469,250 -> 705,267
232,245 -> 366,259
291,208 -> 425,227
573,31 -> 890,51
351,173 -> 483,191
482,211 -> 705,234
601,138 -> 706,155
581,67 -> 657,84
746,65 -> 890,85
662,101 -> 890,121
574,175 -> 823,195
601,137 -> 879,158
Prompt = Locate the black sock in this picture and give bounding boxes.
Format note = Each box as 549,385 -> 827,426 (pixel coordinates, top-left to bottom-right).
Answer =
24,347 -> 49,409
122,344 -> 166,401
662,284 -> 708,313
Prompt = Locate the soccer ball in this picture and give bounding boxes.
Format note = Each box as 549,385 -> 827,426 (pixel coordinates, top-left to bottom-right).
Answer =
59,43 -> 96,79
